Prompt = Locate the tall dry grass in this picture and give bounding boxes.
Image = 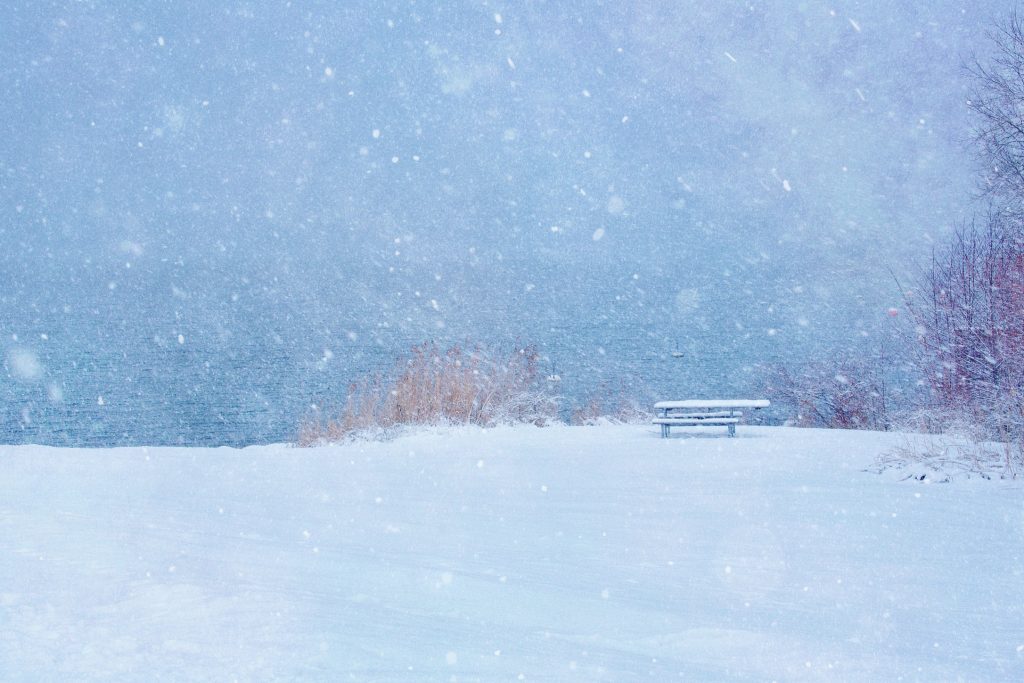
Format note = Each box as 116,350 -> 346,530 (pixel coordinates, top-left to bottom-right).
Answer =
298,342 -> 558,444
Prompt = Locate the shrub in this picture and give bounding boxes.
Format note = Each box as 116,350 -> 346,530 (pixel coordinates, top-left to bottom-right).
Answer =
762,356 -> 895,431
874,433 -> 1022,481
878,11 -> 1024,468
899,216 -> 1024,445
570,381 -> 651,426
297,342 -> 558,444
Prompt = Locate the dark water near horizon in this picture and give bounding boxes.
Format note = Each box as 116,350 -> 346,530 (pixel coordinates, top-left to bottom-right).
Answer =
0,280 -> 901,447
1,317 -> 804,447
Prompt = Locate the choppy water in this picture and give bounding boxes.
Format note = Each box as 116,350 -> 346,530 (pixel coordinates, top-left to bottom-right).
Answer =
2,317 -> 782,446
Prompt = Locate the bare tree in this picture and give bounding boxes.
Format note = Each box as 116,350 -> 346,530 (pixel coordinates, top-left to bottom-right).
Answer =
969,12 -> 1024,206
901,212 -> 1024,447
763,353 -> 897,431
895,11 -> 1024,461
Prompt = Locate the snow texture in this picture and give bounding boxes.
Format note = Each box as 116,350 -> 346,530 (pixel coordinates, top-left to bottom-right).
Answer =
654,400 -> 771,409
1,425 -> 1021,681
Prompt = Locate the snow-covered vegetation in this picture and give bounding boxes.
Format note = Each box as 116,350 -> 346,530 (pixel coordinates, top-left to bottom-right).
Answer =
891,15 -> 1024,470
742,14 -> 1024,475
298,343 -> 558,444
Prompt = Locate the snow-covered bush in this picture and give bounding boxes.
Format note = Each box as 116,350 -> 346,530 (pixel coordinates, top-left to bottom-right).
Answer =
886,12 -> 1024,469
297,342 -> 558,444
898,216 -> 1024,457
569,383 -> 651,426
874,432 -> 1022,481
762,356 -> 896,431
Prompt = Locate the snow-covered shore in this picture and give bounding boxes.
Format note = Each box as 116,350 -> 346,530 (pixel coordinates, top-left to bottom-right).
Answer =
1,425 -> 1021,681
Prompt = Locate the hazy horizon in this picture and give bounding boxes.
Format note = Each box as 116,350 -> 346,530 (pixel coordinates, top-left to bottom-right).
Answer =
0,1 -> 1007,444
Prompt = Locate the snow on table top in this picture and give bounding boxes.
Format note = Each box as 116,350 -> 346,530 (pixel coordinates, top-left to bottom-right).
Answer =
1,425 -> 1021,681
654,399 -> 770,409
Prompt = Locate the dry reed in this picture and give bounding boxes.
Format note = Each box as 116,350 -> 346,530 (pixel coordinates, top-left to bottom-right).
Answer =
298,342 -> 557,444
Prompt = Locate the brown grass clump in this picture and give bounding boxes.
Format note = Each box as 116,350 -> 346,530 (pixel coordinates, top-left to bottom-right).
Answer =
298,342 -> 558,444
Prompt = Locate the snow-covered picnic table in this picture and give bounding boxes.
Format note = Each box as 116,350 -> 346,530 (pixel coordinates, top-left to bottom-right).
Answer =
653,399 -> 770,437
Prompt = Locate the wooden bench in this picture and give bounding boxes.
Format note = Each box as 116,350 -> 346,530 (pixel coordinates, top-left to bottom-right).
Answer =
653,399 -> 770,438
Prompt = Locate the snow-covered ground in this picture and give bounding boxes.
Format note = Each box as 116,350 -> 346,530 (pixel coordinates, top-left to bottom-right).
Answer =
1,425 -> 1021,681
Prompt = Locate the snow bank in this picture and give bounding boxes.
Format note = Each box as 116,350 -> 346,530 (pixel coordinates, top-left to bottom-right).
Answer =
1,426 -> 1021,680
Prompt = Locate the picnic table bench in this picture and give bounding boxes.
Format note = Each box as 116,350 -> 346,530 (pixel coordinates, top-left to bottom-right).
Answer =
653,399 -> 770,438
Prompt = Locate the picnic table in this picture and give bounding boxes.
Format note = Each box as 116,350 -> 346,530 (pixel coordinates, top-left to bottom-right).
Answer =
653,399 -> 770,437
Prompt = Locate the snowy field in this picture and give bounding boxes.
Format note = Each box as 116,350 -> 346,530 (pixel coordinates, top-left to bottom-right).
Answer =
1,425 -> 1022,681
